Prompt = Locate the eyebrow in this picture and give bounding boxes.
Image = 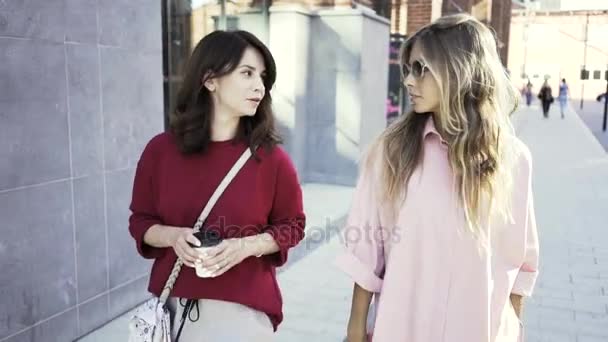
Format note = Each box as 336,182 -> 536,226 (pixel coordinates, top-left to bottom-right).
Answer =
239,64 -> 266,74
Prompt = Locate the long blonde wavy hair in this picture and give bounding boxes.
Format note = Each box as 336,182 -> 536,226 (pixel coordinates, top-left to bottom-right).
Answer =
378,14 -> 520,240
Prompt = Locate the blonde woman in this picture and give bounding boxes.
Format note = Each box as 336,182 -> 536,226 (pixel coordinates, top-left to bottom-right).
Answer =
336,14 -> 539,342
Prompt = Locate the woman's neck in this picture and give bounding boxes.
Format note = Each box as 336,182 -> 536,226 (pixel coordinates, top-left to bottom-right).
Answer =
210,111 -> 240,142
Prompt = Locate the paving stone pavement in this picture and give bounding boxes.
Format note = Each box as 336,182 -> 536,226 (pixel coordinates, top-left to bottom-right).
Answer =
512,104 -> 608,342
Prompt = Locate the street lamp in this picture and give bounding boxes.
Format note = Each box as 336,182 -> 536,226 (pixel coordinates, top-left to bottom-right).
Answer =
521,0 -> 531,80
580,12 -> 589,110
603,66 -> 607,132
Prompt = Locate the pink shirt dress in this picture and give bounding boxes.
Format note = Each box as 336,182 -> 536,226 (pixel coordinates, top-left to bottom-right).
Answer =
335,116 -> 539,342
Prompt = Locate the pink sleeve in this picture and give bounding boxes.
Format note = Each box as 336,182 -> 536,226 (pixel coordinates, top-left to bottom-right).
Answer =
511,149 -> 540,297
334,152 -> 385,293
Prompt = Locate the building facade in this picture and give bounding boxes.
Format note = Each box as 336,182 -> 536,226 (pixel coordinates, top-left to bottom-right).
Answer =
0,2 -> 164,341
523,0 -> 608,11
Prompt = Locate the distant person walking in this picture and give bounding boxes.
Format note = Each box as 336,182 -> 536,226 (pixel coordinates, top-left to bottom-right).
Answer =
538,80 -> 554,118
524,80 -> 533,106
558,78 -> 569,119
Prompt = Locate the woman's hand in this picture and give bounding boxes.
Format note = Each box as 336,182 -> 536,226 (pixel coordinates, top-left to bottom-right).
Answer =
196,238 -> 254,277
346,318 -> 369,342
510,293 -> 524,319
345,332 -> 368,342
170,228 -> 204,268
345,283 -> 373,342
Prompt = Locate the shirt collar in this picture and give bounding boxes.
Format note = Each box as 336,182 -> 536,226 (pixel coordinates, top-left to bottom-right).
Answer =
423,115 -> 448,146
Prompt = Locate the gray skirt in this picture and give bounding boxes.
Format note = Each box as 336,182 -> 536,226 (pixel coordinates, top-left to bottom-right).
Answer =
167,297 -> 274,341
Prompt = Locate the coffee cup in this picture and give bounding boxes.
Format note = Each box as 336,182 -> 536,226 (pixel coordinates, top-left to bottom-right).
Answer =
188,230 -> 222,278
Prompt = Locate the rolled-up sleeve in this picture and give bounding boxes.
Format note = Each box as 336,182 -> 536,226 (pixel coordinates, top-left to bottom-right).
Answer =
128,139 -> 166,260
334,152 -> 385,293
511,149 -> 539,297
264,152 -> 306,267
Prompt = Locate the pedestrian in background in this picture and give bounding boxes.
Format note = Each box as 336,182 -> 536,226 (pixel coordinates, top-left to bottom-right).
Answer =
558,78 -> 569,119
524,80 -> 533,106
538,79 -> 554,118
336,14 -> 539,342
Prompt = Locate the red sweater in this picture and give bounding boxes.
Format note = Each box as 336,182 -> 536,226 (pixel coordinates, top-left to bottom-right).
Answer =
128,133 -> 306,331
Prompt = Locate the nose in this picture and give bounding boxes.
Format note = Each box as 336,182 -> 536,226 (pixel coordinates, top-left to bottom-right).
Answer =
403,70 -> 415,88
253,75 -> 265,95
404,72 -> 416,94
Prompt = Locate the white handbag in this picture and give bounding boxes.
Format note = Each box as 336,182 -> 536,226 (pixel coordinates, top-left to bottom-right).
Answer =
128,147 -> 253,342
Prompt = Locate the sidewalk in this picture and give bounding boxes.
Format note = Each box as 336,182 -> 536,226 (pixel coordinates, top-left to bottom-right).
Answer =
513,104 -> 608,342
79,104 -> 608,342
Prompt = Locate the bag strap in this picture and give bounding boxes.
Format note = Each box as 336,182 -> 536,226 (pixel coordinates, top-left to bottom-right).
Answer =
159,146 -> 254,305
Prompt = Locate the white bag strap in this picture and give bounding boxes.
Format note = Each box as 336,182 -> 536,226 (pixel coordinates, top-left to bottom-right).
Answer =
159,147 -> 253,304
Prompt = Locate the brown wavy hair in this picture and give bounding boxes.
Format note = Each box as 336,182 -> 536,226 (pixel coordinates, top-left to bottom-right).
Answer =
169,30 -> 281,155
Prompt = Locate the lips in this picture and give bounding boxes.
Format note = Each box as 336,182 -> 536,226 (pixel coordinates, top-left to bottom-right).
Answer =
247,98 -> 262,103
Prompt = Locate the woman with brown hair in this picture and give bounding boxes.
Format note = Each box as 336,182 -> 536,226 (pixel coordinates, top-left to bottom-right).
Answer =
128,30 -> 305,341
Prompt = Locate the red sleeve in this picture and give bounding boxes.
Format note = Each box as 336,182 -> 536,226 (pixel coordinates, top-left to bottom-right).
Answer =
128,136 -> 167,259
263,149 -> 306,267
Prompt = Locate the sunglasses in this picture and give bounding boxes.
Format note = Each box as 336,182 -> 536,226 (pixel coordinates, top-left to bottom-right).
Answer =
402,59 -> 430,80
